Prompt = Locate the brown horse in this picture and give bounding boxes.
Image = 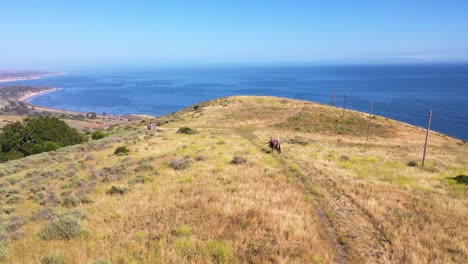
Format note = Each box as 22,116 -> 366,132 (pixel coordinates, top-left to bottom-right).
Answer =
268,140 -> 281,154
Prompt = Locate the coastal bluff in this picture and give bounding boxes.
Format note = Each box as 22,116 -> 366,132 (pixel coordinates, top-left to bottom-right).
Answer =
0,96 -> 466,263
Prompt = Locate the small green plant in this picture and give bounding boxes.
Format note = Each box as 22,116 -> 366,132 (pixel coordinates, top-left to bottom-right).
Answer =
128,176 -> 149,185
3,207 -> 15,215
231,156 -> 247,165
382,231 -> 394,244
203,240 -> 233,263
6,194 -> 22,204
107,185 -> 127,195
39,215 -> 83,240
93,260 -> 111,264
312,255 -> 325,264
173,225 -> 194,237
179,176 -> 193,183
0,241 -> 6,260
175,237 -> 197,259
177,127 -> 196,134
91,130 -> 106,140
5,176 -> 17,185
62,196 -> 77,208
453,175 -> 468,185
338,236 -> 348,246
41,254 -> 65,264
114,146 -> 130,155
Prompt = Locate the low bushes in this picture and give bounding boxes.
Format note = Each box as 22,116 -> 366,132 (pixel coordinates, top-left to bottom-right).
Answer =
107,185 -> 127,195
177,127 -> 196,135
453,175 -> 468,185
91,130 -> 106,140
231,156 -> 247,165
38,215 -> 83,240
41,254 -> 65,264
170,158 -> 194,170
114,146 -> 130,155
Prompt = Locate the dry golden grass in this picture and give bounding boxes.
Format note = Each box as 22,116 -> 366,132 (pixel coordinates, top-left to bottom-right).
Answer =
0,96 -> 466,263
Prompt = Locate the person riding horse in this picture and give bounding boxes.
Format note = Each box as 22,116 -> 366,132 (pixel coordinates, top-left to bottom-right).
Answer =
268,136 -> 281,154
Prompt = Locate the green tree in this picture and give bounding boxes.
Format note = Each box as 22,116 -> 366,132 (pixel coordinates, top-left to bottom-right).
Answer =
0,116 -> 86,162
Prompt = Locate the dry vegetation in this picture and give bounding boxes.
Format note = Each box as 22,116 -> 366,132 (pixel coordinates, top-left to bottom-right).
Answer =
0,96 -> 466,263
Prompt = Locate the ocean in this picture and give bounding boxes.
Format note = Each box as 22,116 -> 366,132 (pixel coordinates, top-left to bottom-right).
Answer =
6,64 -> 468,140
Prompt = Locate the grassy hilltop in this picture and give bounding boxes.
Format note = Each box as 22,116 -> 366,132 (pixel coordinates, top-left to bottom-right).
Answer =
0,96 -> 466,264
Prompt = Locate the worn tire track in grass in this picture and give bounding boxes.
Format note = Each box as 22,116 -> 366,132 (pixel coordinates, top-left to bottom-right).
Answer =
288,157 -> 394,263
237,127 -> 347,264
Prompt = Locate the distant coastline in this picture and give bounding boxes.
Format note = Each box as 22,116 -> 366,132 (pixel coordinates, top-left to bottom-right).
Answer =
19,87 -> 62,103
0,72 -> 64,83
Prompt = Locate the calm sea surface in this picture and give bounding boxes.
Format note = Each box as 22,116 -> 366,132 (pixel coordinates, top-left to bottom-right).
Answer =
6,65 -> 468,140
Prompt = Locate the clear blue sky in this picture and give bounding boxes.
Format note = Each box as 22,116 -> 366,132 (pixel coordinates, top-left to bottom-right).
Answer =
1,0 -> 468,70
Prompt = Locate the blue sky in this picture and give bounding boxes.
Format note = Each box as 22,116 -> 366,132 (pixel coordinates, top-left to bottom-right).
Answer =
1,0 -> 468,69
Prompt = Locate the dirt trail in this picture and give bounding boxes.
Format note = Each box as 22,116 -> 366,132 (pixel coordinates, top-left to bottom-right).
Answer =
289,158 -> 394,263
196,102 -> 393,263
237,127 -> 346,264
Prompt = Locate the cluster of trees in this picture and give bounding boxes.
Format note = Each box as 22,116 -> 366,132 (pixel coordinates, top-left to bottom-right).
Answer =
0,116 -> 87,162
0,100 -> 34,115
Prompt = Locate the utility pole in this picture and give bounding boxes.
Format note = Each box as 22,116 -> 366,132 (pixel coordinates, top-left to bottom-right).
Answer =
331,88 -> 336,106
422,110 -> 432,167
367,99 -> 373,141
342,91 -> 347,116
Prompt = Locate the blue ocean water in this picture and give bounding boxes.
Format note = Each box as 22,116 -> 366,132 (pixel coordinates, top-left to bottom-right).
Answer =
6,64 -> 468,140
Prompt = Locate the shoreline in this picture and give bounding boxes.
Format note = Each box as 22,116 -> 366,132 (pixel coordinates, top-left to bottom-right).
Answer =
19,88 -> 90,116
0,72 -> 65,83
19,87 -> 62,103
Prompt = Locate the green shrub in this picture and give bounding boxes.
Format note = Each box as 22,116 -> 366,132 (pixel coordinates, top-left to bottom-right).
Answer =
91,130 -> 106,140
114,146 -> 129,155
62,196 -> 77,208
39,215 -> 83,240
175,237 -> 197,258
0,241 -> 6,260
453,175 -> 468,185
203,240 -> 233,263
78,195 -> 94,204
170,158 -> 194,170
0,116 -> 86,162
6,194 -> 22,204
231,156 -> 247,165
5,177 -> 17,185
177,127 -> 196,134
93,260 -> 111,264
173,225 -> 193,237
107,185 -> 127,195
41,254 -> 65,264
3,207 -> 15,215
30,142 -> 60,154
128,176 -> 149,185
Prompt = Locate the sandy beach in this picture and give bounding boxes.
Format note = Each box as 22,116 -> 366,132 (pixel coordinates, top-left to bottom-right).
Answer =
18,87 -> 62,103
18,87 -> 87,115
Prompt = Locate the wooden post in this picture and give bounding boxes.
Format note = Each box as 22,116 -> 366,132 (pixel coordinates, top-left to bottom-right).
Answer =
342,91 -> 347,116
332,88 -> 336,106
422,110 -> 432,167
367,99 -> 373,141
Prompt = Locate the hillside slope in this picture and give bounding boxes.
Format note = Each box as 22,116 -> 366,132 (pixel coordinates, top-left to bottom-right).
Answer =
0,96 -> 466,263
